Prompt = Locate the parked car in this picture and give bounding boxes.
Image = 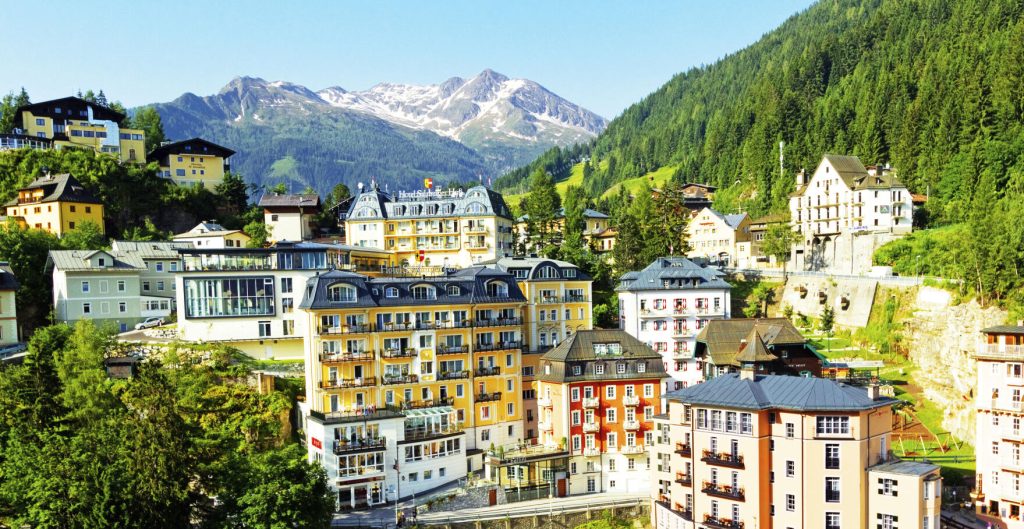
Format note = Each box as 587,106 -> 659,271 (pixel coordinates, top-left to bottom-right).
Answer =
134,317 -> 165,330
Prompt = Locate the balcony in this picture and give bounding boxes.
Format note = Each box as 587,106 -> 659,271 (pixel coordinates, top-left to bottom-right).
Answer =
675,443 -> 691,456
671,349 -> 693,359
320,376 -> 377,389
475,366 -> 501,377
378,322 -> 416,333
623,420 -> 641,431
403,397 -> 454,410
476,392 -> 502,403
437,370 -> 470,381
381,374 -> 419,386
464,225 -> 489,235
977,344 -> 1024,361
583,421 -> 600,433
623,395 -> 640,406
535,295 -> 562,305
675,473 -> 692,486
404,424 -> 463,442
672,328 -> 694,338
703,514 -> 743,529
701,449 -> 744,469
474,341 -> 522,352
319,323 -> 373,335
432,320 -> 474,330
583,447 -> 601,457
320,351 -> 375,363
582,397 -> 600,409
539,421 -> 553,432
622,444 -> 645,454
473,317 -> 523,328
334,436 -> 386,454
702,482 -> 745,501
437,345 -> 468,355
538,397 -> 553,408
562,294 -> 588,303
381,348 -> 418,359
639,309 -> 667,318
465,242 -> 490,251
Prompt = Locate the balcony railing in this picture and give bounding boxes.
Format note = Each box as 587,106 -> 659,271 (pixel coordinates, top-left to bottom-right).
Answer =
583,421 -> 600,433
404,424 -> 463,442
438,370 -> 470,381
535,296 -> 562,305
703,514 -> 743,529
334,436 -> 386,454
378,322 -> 416,332
320,351 -> 375,363
583,447 -> 601,457
675,443 -> 691,456
437,345 -> 468,355
320,376 -> 377,389
475,366 -> 501,377
473,317 -> 523,328
381,374 -> 419,385
622,395 -> 640,406
562,294 -> 588,303
474,341 -> 522,352
701,449 -> 744,469
538,397 -> 553,407
977,344 -> 1024,360
402,397 -> 454,409
310,405 -> 404,424
675,473 -> 693,486
702,482 -> 745,501
622,444 -> 645,454
319,324 -> 373,335
582,397 -> 600,409
476,392 -> 502,403
381,348 -> 418,359
623,420 -> 641,431
539,421 -> 553,431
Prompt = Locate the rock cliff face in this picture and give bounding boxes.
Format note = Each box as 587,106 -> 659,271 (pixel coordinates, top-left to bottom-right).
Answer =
904,287 -> 1005,445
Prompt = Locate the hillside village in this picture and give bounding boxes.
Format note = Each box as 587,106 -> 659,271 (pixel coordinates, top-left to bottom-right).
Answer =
0,90 -> 1015,529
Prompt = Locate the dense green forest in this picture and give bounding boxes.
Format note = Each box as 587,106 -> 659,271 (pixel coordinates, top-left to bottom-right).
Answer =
497,0 -> 1024,224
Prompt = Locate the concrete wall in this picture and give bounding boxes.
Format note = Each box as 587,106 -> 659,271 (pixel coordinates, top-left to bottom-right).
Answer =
793,231 -> 905,276
780,276 -> 877,328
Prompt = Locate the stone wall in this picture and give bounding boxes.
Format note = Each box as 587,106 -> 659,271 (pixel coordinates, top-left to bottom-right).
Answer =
904,287 -> 1006,445
794,231 -> 906,275
780,276 -> 877,328
421,484 -> 506,513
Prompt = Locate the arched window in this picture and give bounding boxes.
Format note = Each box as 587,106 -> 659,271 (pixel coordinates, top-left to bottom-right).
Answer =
327,283 -> 357,303
447,285 -> 461,296
411,284 -> 436,300
385,287 -> 399,298
466,202 -> 486,214
355,207 -> 376,218
536,266 -> 559,279
486,280 -> 508,298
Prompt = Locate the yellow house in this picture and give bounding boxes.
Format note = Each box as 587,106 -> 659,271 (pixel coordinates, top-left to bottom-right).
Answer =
15,96 -> 146,163
3,173 -> 105,236
147,138 -> 235,189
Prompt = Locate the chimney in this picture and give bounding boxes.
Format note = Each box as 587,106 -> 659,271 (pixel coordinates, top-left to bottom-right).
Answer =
795,169 -> 806,187
866,384 -> 880,401
739,362 -> 755,381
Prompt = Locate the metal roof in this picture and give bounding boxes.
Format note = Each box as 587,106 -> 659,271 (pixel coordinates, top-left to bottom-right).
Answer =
516,207 -> 609,222
982,325 -> 1024,335
666,372 -> 896,412
345,185 -> 512,221
695,318 -> 806,367
869,460 -> 940,477
110,240 -> 192,259
146,138 -> 235,162
4,173 -> 102,207
538,329 -> 667,383
616,256 -> 731,292
733,328 -> 777,363
480,256 -> 592,282
258,194 -> 321,208
47,250 -> 146,272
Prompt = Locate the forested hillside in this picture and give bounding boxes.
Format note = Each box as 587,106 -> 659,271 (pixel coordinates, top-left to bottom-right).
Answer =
497,0 -> 1024,223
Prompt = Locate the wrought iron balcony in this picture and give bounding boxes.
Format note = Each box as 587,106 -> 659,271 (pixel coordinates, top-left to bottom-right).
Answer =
320,376 -> 377,389
474,366 -> 501,377
675,442 -> 691,456
476,392 -> 502,403
320,351 -> 375,363
701,449 -> 744,469
675,473 -> 692,486
381,348 -> 418,359
702,481 -> 745,501
437,344 -> 468,355
319,323 -> 373,335
381,374 -> 419,385
402,397 -> 454,409
473,317 -> 523,328
474,340 -> 522,352
437,370 -> 469,381
334,436 -> 386,454
703,514 -> 743,529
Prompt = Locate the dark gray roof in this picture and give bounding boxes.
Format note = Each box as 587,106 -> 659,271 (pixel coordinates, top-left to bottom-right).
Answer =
696,318 -> 807,367
666,373 -> 896,412
702,208 -> 748,230
869,460 -> 940,477
538,329 -> 667,383
480,256 -> 592,282
794,154 -> 906,197
516,207 -> 609,222
259,194 -> 321,208
110,240 -> 192,259
4,173 -> 101,206
345,185 -> 512,221
616,257 -> 731,292
0,262 -> 18,291
982,325 -> 1024,335
299,267 -> 526,310
734,328 -> 777,363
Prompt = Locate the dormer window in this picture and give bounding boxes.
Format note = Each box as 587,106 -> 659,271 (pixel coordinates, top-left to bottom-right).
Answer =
447,285 -> 461,296
537,266 -> 559,279
98,258 -> 106,267
572,365 -> 582,376
385,287 -> 399,298
486,280 -> 508,297
327,284 -> 357,303
564,268 -> 577,278
411,285 -> 437,300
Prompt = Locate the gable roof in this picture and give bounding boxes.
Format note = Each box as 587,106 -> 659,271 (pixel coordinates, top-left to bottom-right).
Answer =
538,329 -> 667,382
259,193 -> 321,208
666,372 -> 896,412
16,96 -> 125,126
616,256 -> 731,292
110,240 -> 193,259
147,138 -> 235,162
47,249 -> 146,272
696,318 -> 807,367
734,328 -> 777,363
4,173 -> 102,206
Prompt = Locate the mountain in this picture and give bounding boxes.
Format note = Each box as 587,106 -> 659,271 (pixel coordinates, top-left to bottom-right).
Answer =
498,0 -> 1024,224
146,70 -> 604,195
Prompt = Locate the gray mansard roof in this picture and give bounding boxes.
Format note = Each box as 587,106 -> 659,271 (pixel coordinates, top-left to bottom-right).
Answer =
666,372 -> 895,412
110,240 -> 193,260
616,257 -> 731,292
299,266 -> 526,310
480,256 -> 592,282
345,185 -> 512,221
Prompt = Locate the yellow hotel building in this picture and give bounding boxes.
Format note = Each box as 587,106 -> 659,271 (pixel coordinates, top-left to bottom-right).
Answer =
3,173 -> 104,236
147,138 -> 235,189
299,267 -> 527,507
15,97 -> 146,163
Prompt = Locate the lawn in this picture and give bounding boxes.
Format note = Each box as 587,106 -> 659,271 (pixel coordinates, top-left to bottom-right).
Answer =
599,165 -> 676,200
504,160 -> 590,210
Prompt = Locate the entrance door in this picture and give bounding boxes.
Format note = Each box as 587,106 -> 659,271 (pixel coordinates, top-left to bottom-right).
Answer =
488,488 -> 498,506
557,478 -> 567,497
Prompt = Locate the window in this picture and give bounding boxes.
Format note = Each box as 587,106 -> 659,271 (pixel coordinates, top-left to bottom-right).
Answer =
447,285 -> 460,296
571,387 -> 580,401
786,460 -> 794,477
258,321 -> 271,337
281,277 -> 293,293
878,477 -> 898,496
81,281 -> 90,293
816,416 -> 850,435
644,384 -> 654,398
411,285 -> 436,300
595,364 -> 604,375
825,477 -> 840,502
878,514 -> 896,529
184,277 -> 276,318
573,365 -> 582,376
328,283 -> 357,302
825,443 -> 840,469
385,287 -> 399,298
993,441 -> 1000,455
606,408 -> 617,423
785,422 -> 795,438
143,281 -> 150,291
616,362 -> 626,374
825,512 -> 840,529
118,302 -> 126,313
786,494 -> 795,511
605,386 -> 616,399
117,280 -> 126,292
157,281 -> 165,291
572,411 -> 580,425
83,302 -> 91,314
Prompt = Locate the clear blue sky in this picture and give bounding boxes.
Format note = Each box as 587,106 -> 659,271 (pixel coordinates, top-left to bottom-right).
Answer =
0,0 -> 815,118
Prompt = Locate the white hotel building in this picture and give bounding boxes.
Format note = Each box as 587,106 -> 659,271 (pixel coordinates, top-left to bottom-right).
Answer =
617,257 -> 732,391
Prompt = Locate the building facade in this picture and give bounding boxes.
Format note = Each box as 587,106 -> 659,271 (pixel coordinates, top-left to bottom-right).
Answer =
973,325 -> 1024,526
515,208 -> 611,251
618,257 -> 732,390
693,318 -> 825,381
260,194 -> 321,243
299,267 -> 528,506
685,209 -> 750,266
0,262 -> 18,348
652,369 -> 941,529
4,173 -> 105,236
789,155 -> 913,274
14,96 -> 146,163
344,185 -> 514,268
148,138 -> 235,189
110,240 -> 191,315
531,330 -> 666,496
172,221 -> 251,249
48,249 -> 150,331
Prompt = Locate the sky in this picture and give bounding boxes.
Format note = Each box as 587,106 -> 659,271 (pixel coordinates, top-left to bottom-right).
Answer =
0,0 -> 815,119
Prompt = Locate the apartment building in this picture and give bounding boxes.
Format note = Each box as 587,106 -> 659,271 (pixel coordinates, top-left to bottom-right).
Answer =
110,240 -> 191,313
174,242 -> 390,360
299,267 -> 527,506
522,330 -> 666,496
260,194 -> 321,242
734,214 -> 789,270
652,367 -> 941,529
617,257 -> 732,390
973,325 -> 1024,526
48,250 -> 147,331
0,263 -> 18,349
14,96 -> 146,163
685,209 -> 750,266
147,138 -> 235,189
481,256 -> 593,442
343,185 -> 515,268
789,154 -> 913,273
172,221 -> 251,249
515,207 -> 611,251
694,318 -> 825,381
3,173 -> 104,236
